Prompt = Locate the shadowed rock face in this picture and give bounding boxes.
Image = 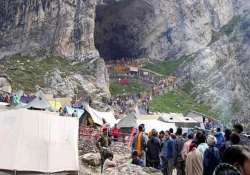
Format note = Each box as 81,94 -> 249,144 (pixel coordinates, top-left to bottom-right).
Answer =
0,0 -> 110,108
94,0 -> 234,60
178,7 -> 250,121
0,0 -> 99,61
0,0 -> 235,61
95,0 -> 152,59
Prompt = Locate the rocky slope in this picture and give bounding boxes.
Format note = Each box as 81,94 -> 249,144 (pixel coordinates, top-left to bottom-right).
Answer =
95,0 -> 250,121
0,0 -> 99,60
0,0 -> 110,108
178,0 -> 250,122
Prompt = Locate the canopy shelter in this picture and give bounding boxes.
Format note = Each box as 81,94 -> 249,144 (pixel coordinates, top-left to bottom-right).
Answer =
0,102 -> 8,106
49,100 -> 62,111
137,119 -> 176,133
158,113 -> 202,132
80,104 -> 116,127
129,66 -> 139,72
26,91 -> 51,110
64,106 -> 84,118
184,111 -> 206,123
117,112 -> 138,134
0,109 -> 79,173
158,113 -> 185,123
118,112 -> 137,128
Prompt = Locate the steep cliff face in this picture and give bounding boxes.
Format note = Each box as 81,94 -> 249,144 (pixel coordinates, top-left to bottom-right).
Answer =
95,0 -> 234,59
178,0 -> 250,122
0,0 -> 99,60
0,0 -> 110,108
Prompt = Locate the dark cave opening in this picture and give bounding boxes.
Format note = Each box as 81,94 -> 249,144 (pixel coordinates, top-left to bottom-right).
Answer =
94,0 -> 151,60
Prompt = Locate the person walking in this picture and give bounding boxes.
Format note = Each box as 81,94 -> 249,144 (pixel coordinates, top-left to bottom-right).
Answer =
203,135 -> 221,175
161,131 -> 175,175
175,127 -> 186,175
233,124 -> 250,146
214,145 -> 250,175
185,141 -> 203,175
112,124 -> 120,141
181,133 -> 193,160
132,124 -> 148,166
196,132 -> 209,155
214,128 -> 225,150
146,129 -> 161,169
96,127 -> 112,173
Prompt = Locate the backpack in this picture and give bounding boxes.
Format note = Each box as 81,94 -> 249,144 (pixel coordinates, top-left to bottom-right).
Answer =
204,147 -> 221,175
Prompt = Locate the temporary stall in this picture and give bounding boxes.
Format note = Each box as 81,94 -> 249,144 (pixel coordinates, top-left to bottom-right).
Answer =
26,91 -> 51,110
80,104 -> 116,127
158,113 -> 202,131
137,119 -> 176,133
185,111 -> 206,123
0,102 -> 8,106
49,100 -> 62,111
117,113 -> 138,134
129,66 -> 139,72
158,113 -> 185,123
0,109 -> 79,173
64,106 -> 84,118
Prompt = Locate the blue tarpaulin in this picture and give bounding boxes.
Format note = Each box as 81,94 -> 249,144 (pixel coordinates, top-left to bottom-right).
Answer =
64,106 -> 84,117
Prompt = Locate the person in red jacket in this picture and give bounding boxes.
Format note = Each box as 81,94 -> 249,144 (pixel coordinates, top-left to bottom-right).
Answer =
112,124 -> 120,141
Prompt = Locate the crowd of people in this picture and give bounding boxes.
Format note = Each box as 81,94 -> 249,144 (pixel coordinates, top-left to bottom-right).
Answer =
152,76 -> 177,96
0,93 -> 10,103
96,123 -> 250,175
109,94 -> 138,115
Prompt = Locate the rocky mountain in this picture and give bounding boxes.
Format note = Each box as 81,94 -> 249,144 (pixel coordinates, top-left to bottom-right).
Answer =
95,0 -> 234,59
95,0 -> 250,122
0,0 -> 99,60
177,0 -> 250,123
0,0 -> 110,109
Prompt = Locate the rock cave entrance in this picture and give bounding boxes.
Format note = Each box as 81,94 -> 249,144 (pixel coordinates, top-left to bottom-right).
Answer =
94,0 -> 153,60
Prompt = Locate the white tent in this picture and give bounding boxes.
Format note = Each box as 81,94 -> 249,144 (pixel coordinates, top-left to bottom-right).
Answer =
0,102 -> 8,106
129,66 -> 139,72
26,91 -> 51,110
137,119 -> 176,133
0,109 -> 79,173
158,113 -> 185,123
84,104 -> 117,127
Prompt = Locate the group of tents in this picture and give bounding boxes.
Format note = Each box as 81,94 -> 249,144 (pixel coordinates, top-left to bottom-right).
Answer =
117,112 -> 205,135
0,89 -> 208,175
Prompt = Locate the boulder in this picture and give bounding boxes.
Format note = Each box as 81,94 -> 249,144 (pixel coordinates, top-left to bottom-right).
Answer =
0,76 -> 11,93
81,153 -> 101,166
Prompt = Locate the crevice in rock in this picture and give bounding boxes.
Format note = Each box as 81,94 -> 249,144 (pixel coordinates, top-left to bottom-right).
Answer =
94,0 -> 153,60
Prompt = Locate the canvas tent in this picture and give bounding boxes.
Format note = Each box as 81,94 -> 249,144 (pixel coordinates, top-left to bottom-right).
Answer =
158,113 -> 202,131
0,102 -> 8,106
81,104 -> 116,127
117,113 -> 138,134
137,119 -> 176,133
118,113 -> 137,128
0,109 -> 79,173
185,111 -> 206,123
26,91 -> 51,110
